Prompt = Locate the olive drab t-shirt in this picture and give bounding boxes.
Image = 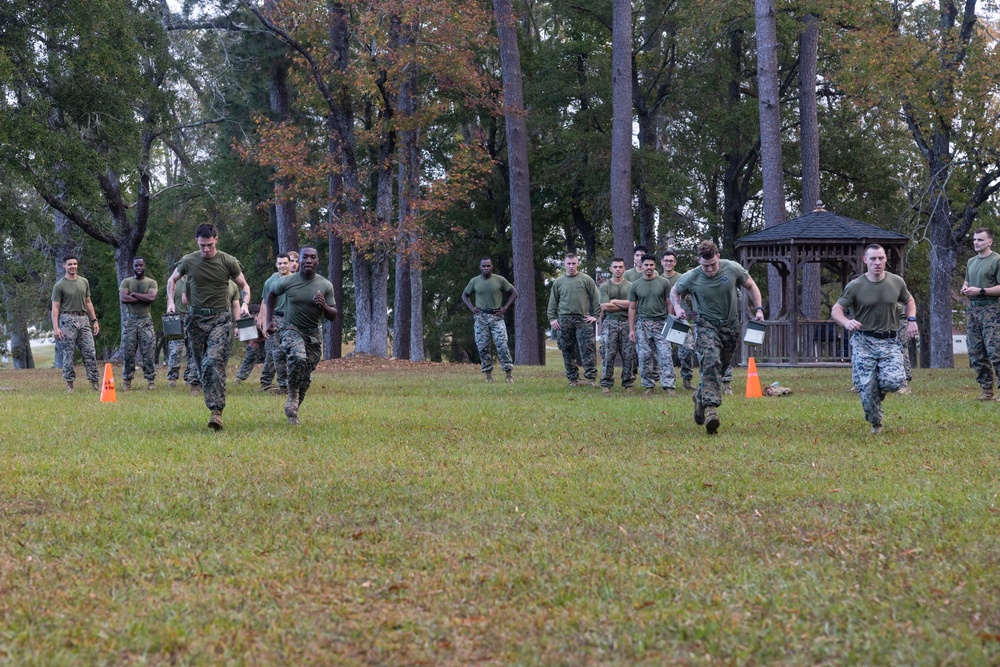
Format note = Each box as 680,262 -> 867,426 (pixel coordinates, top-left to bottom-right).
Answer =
119,276 -> 158,316
227,281 -> 240,310
624,268 -> 657,283
547,273 -> 599,320
52,276 -> 91,313
599,279 -> 631,322
270,273 -> 337,332
175,250 -> 243,310
628,275 -> 671,321
463,274 -> 514,311
673,259 -> 751,325
965,252 -> 1000,299
263,272 -> 288,314
172,277 -> 189,314
836,273 -> 911,332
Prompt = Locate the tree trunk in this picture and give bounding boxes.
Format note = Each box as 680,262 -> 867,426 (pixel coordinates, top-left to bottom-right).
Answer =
325,228 -> 344,359
270,62 -> 299,253
611,0 -> 634,260
635,111 -> 656,249
721,27 -> 759,257
8,318 -> 34,369
494,0 -> 540,365
393,250 -> 412,359
799,13 -> 821,319
755,0 -> 786,317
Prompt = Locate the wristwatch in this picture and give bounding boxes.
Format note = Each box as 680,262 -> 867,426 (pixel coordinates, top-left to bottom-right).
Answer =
980,287 -> 986,296
907,316 -> 916,322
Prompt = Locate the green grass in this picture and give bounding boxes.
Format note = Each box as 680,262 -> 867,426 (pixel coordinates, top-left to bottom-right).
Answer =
0,359 -> 997,665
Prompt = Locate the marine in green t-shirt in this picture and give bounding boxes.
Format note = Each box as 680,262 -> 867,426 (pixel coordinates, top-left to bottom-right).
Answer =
119,256 -> 159,389
547,253 -> 599,385
832,244 -> 918,435
265,246 -> 338,426
670,241 -> 765,435
598,274 -> 631,322
959,229 -> 1000,398
165,223 -> 252,432
50,255 -> 101,391
462,258 -> 518,382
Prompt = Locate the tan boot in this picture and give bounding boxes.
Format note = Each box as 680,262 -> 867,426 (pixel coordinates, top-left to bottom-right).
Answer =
285,387 -> 300,424
121,379 -> 131,392
722,382 -> 733,396
168,380 -> 177,388
505,370 -> 513,384
897,381 -> 911,395
147,381 -> 156,391
977,388 -> 994,400
66,381 -> 74,394
664,387 -> 676,396
682,378 -> 694,390
705,407 -> 720,434
485,371 -> 493,384
208,410 -> 223,431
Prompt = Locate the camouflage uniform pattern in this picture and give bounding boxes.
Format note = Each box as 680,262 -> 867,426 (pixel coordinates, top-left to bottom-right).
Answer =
599,319 -> 634,388
280,327 -> 322,404
260,314 -> 287,389
851,332 -> 906,427
676,329 -> 695,383
186,312 -> 234,412
167,333 -> 200,386
635,319 -> 676,389
236,341 -> 267,381
966,301 -> 1000,389
58,313 -> 99,384
121,315 -> 156,381
556,316 -> 597,382
693,318 -> 740,408
474,312 -> 513,374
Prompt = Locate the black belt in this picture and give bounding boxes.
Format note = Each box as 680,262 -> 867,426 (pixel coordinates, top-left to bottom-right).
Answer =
191,307 -> 228,316
62,311 -> 87,316
479,309 -> 499,314
274,311 -> 284,317
124,312 -> 151,318
858,330 -> 896,339
969,299 -> 997,305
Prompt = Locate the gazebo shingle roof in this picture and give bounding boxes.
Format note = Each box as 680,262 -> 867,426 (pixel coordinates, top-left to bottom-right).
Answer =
736,210 -> 909,246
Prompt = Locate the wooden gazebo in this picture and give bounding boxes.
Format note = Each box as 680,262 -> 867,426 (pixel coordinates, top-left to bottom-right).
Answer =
734,206 -> 909,366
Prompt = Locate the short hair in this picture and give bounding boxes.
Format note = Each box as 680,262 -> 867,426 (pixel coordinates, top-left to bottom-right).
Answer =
697,241 -> 720,260
480,256 -> 493,263
195,223 -> 218,239
133,256 -> 145,263
64,254 -> 78,263
641,254 -> 658,265
287,250 -> 299,259
300,245 -> 317,256
277,253 -> 290,261
974,228 -> 994,240
864,243 -> 884,255
661,249 -> 676,260
633,245 -> 648,254
564,252 -> 579,261
611,257 -> 625,264
248,303 -> 261,315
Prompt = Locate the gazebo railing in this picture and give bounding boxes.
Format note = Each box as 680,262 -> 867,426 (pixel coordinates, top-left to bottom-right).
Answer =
743,319 -> 851,366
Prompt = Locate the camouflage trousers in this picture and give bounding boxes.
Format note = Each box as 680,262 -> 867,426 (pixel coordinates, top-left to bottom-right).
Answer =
635,319 -> 675,389
599,319 -> 634,388
122,315 -> 156,382
693,317 -> 740,409
556,315 -> 597,381
898,320 -> 913,381
966,301 -> 1000,389
186,312 -> 233,413
236,341 -> 267,381
851,332 -> 906,427
167,333 -> 198,385
58,313 -> 99,384
280,327 -> 322,404
261,314 -> 287,389
678,330 -> 695,382
474,312 -> 513,374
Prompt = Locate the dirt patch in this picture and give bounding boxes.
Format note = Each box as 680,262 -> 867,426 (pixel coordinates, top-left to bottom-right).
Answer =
315,354 -> 458,374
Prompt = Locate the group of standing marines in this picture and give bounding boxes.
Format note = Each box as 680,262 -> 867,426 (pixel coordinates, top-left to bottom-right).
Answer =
462,231 -> 1000,436
52,223 -> 338,430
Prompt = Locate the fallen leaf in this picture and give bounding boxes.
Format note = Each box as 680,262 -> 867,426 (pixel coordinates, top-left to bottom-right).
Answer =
828,488 -> 841,493
351,531 -> 364,540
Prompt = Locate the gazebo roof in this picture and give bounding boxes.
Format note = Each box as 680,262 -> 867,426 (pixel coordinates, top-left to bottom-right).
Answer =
736,210 -> 909,246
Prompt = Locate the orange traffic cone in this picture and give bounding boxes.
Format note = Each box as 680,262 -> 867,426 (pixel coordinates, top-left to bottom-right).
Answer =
745,357 -> 763,398
100,363 -> 117,403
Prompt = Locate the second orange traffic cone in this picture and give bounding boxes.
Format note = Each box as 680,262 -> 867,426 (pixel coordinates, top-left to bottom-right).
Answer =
100,363 -> 117,403
745,357 -> 763,398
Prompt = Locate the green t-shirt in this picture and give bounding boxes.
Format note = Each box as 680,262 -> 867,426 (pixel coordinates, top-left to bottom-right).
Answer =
263,272 -> 289,314
119,276 -> 158,316
662,272 -> 681,291
172,277 -> 189,314
599,278 -> 631,322
547,273 -> 599,319
270,272 -> 337,332
175,250 -> 244,310
965,252 -> 1000,299
673,260 -> 751,324
227,281 -> 240,310
463,274 -> 514,310
52,276 -> 91,313
628,275 -> 671,321
836,273 -> 911,331
624,268 -> 657,283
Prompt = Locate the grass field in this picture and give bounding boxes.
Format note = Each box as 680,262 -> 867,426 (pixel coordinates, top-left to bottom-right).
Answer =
0,356 -> 997,665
